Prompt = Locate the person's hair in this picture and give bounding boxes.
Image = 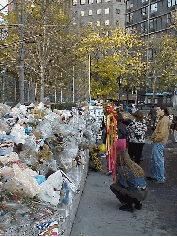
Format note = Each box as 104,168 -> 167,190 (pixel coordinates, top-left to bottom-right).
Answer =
159,104 -> 169,116
134,110 -> 144,122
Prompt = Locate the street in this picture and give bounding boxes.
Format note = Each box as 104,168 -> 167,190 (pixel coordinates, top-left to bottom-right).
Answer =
70,124 -> 177,236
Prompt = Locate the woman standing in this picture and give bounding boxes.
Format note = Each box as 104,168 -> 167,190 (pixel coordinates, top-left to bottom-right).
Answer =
150,104 -> 171,184
127,110 -> 147,165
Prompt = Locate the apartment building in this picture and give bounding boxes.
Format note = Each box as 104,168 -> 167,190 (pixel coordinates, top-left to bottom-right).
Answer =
70,0 -> 126,30
125,0 -> 177,40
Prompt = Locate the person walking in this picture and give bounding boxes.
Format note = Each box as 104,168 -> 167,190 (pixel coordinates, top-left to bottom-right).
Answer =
171,115 -> 177,143
148,105 -> 157,131
127,110 -> 147,165
110,150 -> 147,212
150,104 -> 171,184
131,104 -> 138,115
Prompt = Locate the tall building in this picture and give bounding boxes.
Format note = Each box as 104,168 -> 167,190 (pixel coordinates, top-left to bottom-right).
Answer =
70,0 -> 126,30
125,0 -> 177,40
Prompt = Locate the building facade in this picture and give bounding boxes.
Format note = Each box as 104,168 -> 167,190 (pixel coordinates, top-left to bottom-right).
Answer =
125,0 -> 177,40
70,0 -> 126,29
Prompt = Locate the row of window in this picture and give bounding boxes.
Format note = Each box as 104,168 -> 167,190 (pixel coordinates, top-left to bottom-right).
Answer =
128,0 -> 177,10
168,0 -> 177,7
73,0 -> 122,5
87,20 -> 110,26
80,8 -> 120,16
81,19 -> 120,26
128,13 -> 172,32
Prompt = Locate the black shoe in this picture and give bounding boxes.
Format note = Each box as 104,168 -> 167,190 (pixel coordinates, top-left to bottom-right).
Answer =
134,202 -> 142,210
119,204 -> 134,212
146,176 -> 157,181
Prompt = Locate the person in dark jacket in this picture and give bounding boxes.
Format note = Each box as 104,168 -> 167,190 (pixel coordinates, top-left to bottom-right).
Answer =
110,150 -> 147,212
148,105 -> 157,131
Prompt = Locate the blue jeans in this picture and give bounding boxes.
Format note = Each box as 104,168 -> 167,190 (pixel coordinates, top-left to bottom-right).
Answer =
151,143 -> 165,182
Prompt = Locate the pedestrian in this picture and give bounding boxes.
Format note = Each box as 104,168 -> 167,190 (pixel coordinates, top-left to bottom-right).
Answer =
101,120 -> 107,145
131,104 -> 138,115
127,110 -> 147,165
150,104 -> 171,184
125,104 -> 132,113
148,105 -> 157,131
170,115 -> 177,142
110,150 -> 147,212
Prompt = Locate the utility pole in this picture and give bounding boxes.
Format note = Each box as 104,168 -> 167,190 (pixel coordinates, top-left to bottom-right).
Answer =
146,0 -> 151,106
40,0 -> 46,103
89,54 -> 91,103
73,66 -> 75,103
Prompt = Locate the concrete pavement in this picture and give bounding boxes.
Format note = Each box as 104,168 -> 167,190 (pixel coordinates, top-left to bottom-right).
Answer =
70,126 -> 177,236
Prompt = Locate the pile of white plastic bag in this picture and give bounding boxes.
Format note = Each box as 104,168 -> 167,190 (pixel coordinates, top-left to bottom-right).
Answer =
0,102 -> 101,225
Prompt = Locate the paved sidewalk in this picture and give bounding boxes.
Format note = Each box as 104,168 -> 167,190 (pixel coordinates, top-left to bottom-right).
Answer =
70,130 -> 177,236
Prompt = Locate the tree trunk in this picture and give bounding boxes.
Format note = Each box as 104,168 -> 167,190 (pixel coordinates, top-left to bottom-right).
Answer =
19,0 -> 25,104
40,64 -> 45,103
152,71 -> 157,106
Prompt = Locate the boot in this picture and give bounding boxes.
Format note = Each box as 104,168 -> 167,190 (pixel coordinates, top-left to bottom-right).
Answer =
134,201 -> 142,210
119,203 -> 134,212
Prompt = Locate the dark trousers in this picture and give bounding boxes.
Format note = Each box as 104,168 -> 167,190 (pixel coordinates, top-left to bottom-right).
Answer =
128,142 -> 144,165
110,182 -> 143,206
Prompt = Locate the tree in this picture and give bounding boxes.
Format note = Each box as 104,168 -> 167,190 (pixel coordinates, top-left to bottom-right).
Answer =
74,27 -> 147,100
147,34 -> 177,104
0,0 -> 75,104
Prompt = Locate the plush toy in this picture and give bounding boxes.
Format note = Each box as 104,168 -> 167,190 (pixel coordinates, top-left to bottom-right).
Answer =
39,170 -> 63,206
38,144 -> 53,161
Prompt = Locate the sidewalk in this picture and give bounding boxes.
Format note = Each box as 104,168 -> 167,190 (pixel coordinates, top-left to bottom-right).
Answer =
70,131 -> 177,236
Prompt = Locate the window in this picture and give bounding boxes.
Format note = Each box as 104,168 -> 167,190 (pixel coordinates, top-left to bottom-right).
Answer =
149,19 -> 157,30
151,3 -> 157,12
105,0 -> 110,2
105,20 -> 109,25
88,0 -> 93,3
97,0 -> 102,3
81,0 -> 86,4
116,8 -> 120,14
97,9 -> 101,14
105,8 -> 110,14
168,0 -> 171,7
73,0 -> 77,5
116,20 -> 119,25
126,1 -> 133,9
81,10 -> 84,16
167,13 -> 172,23
142,0 -> 148,2
141,7 -> 148,15
116,0 -> 121,2
167,0 -> 177,7
97,21 -> 101,26
88,9 -> 93,15
141,22 -> 146,32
